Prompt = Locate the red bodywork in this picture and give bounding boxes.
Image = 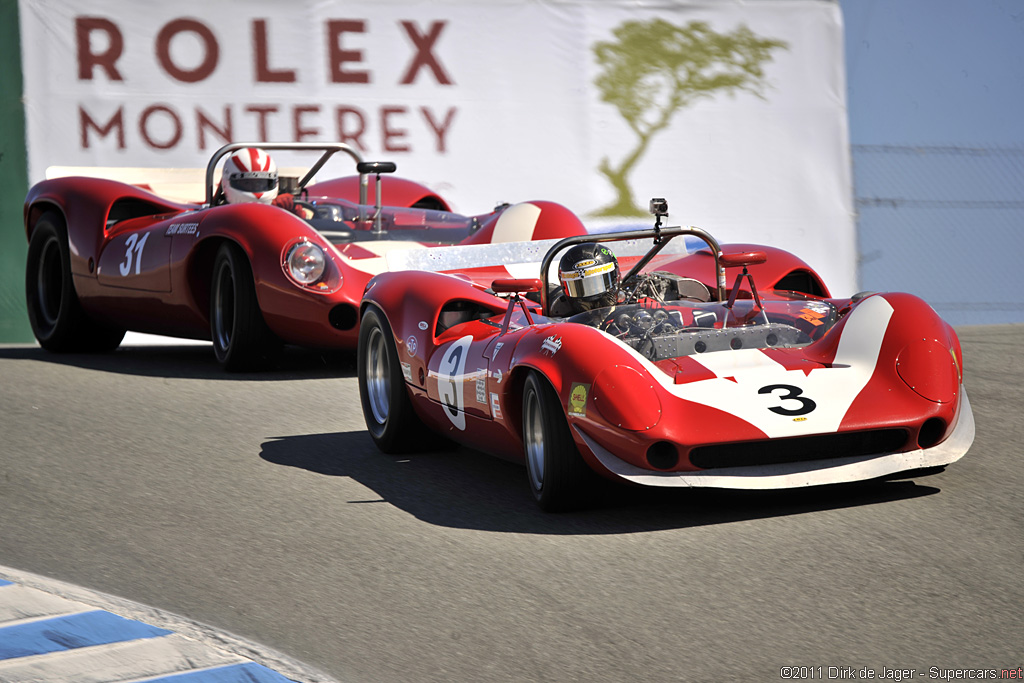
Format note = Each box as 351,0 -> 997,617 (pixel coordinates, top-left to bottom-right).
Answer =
23,172 -> 587,351
361,230 -> 973,490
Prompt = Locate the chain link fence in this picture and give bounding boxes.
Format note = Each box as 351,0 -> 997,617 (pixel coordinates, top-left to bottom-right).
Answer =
853,144 -> 1024,326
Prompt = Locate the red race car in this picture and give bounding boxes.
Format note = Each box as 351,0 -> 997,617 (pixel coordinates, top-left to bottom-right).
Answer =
357,198 -> 974,510
24,142 -> 587,369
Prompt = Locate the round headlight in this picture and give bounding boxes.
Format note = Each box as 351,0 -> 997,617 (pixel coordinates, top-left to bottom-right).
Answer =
286,242 -> 326,285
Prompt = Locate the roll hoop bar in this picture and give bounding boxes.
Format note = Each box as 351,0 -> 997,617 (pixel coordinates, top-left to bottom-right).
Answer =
538,225 -> 727,316
205,141 -> 366,207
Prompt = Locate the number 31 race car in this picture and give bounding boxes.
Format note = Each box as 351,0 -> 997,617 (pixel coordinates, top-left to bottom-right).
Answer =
24,141 -> 587,370
357,199 -> 975,510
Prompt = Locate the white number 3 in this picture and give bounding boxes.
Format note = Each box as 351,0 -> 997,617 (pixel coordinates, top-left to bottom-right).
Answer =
119,232 -> 150,276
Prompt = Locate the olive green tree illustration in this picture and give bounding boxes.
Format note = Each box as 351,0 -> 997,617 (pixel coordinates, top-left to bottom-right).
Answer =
593,19 -> 788,216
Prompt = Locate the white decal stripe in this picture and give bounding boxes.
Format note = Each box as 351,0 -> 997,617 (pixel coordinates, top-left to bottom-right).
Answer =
504,261 -> 555,282
685,347 -> 786,376
490,202 -> 542,243
338,240 -> 427,278
602,296 -> 895,439
671,296 -> 894,437
832,295 -> 896,369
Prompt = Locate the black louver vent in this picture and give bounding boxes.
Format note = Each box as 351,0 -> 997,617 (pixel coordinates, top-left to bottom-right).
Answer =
689,429 -> 909,470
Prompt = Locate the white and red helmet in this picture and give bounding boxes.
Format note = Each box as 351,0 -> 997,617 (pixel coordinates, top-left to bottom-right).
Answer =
222,147 -> 278,204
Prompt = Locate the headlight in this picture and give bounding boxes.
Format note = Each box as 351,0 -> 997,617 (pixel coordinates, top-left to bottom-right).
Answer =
281,240 -> 341,293
285,241 -> 326,285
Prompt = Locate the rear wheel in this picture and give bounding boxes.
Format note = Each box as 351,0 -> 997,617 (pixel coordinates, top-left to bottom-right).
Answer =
358,306 -> 427,453
210,242 -> 279,371
25,211 -> 124,352
522,371 -> 591,511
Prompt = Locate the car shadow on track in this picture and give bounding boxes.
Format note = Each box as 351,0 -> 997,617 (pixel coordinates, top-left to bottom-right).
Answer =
259,429 -> 942,534
0,344 -> 357,380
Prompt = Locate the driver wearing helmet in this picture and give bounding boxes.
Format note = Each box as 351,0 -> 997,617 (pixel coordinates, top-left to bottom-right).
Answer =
220,147 -> 311,217
554,242 -> 620,316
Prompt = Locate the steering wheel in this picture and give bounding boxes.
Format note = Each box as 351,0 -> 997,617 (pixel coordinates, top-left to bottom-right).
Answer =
293,199 -> 319,220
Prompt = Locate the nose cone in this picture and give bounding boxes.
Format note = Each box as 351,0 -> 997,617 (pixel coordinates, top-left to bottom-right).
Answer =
592,364 -> 662,430
896,339 -> 959,403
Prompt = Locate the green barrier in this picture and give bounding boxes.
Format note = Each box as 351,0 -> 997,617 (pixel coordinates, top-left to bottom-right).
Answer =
0,0 -> 32,342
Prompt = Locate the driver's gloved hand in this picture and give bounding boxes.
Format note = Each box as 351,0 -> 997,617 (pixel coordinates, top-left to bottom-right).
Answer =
273,194 -> 295,211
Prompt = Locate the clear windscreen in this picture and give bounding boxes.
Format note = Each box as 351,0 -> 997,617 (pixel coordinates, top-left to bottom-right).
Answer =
305,198 -> 476,244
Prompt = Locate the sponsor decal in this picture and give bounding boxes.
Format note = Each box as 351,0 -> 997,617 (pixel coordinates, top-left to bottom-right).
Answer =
491,368 -> 503,384
490,392 -> 502,419
568,382 -> 589,417
406,335 -> 418,357
401,361 -> 412,381
164,221 -> 199,236
797,306 -> 828,326
541,335 -> 562,356
562,259 -> 616,282
492,342 -> 503,360
476,376 -> 487,404
418,321 -> 429,330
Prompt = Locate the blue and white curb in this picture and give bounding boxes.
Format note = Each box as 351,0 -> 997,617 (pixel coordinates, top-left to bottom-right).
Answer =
0,568 -> 338,683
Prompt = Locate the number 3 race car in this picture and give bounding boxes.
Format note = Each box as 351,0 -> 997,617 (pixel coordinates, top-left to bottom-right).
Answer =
357,199 -> 975,510
24,141 -> 587,370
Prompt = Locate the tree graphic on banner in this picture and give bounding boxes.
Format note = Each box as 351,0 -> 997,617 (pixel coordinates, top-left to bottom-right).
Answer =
593,19 -> 788,216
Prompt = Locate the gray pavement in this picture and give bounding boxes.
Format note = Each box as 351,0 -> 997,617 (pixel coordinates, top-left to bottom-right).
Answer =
0,325 -> 1020,682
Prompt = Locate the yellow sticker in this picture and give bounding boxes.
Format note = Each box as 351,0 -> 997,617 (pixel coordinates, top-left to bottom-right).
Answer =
568,382 -> 589,417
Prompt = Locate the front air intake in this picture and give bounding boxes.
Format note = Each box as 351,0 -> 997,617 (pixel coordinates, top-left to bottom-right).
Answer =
646,442 -> 679,470
328,304 -> 358,330
689,429 -> 909,469
917,418 -> 947,449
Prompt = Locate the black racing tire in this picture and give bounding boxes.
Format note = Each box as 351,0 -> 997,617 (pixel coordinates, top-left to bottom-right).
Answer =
210,242 -> 279,371
25,211 -> 125,352
357,305 -> 428,453
521,371 -> 591,511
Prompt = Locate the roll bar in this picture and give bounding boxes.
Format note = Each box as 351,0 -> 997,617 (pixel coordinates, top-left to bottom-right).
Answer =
538,226 -> 727,315
205,142 -> 366,206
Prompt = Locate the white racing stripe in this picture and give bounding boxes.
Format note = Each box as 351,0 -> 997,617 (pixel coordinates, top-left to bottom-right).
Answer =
608,295 -> 896,439
489,202 -> 542,243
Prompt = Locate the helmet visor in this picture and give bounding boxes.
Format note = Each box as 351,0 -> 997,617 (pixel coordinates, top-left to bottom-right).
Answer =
229,172 -> 276,193
559,260 -> 617,299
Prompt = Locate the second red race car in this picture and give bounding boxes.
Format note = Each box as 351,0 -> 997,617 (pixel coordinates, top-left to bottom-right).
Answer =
24,141 -> 587,370
357,198 -> 974,510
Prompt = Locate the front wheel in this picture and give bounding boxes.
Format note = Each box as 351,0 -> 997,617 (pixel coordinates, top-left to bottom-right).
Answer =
357,305 -> 428,453
25,211 -> 124,352
210,242 -> 279,371
522,371 -> 591,511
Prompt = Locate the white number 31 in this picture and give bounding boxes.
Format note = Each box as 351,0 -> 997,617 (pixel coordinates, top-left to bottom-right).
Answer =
119,232 -> 150,276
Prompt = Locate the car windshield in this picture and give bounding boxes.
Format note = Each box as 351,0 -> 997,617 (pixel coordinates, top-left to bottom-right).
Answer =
304,198 -> 476,245
564,297 -> 837,362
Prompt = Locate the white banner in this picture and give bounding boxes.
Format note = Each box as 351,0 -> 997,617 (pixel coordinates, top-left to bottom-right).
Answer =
19,0 -> 855,294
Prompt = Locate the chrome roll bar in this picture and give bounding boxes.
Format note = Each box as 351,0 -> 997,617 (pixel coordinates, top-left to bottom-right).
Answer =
538,226 -> 726,315
205,141 -> 366,206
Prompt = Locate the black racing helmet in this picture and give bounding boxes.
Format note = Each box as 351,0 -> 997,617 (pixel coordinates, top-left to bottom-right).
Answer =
557,242 -> 619,306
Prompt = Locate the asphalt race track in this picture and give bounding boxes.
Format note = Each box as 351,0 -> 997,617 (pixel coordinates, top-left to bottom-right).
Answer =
1,325 -> 1021,682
